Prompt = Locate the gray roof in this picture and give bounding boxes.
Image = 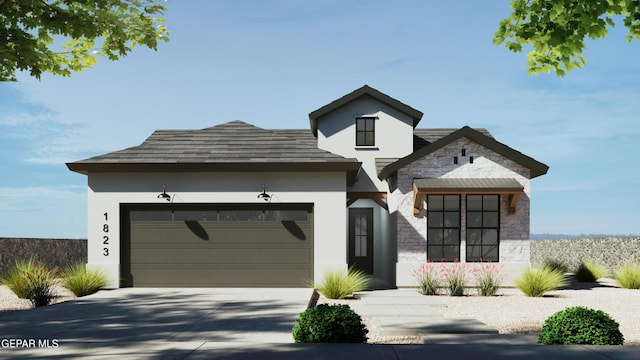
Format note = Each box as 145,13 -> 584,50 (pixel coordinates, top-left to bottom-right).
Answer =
378,126 -> 549,180
66,121 -> 362,183
414,178 -> 524,193
308,85 -> 424,137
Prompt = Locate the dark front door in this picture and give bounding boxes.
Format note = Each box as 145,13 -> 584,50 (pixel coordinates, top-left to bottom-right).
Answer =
348,208 -> 373,274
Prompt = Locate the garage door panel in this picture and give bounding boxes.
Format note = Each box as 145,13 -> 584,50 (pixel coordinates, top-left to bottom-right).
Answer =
124,204 -> 313,287
130,222 -> 311,245
131,247 -> 311,264
131,266 -> 312,287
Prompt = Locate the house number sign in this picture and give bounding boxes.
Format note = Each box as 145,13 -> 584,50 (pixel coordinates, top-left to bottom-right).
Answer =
102,212 -> 110,257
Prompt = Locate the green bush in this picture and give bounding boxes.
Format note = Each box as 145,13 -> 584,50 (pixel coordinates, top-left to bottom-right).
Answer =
292,304 -> 368,343
575,259 -> 609,282
63,263 -> 108,297
312,267 -> 370,300
542,259 -> 570,274
0,260 -> 57,307
615,262 -> 640,289
539,306 -> 624,345
515,266 -> 568,297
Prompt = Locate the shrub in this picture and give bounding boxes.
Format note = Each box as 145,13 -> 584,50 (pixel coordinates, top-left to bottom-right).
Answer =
312,267 -> 370,300
542,259 -> 570,274
472,261 -> 505,296
412,261 -> 440,295
0,260 -> 57,307
63,263 -> 108,297
539,306 -> 624,345
515,266 -> 567,297
441,260 -> 466,296
615,262 -> 640,289
292,304 -> 368,343
575,259 -> 609,282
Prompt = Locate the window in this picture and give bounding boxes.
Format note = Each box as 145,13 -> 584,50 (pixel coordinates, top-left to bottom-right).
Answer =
427,195 -> 460,261
466,195 -> 500,262
356,117 -> 375,146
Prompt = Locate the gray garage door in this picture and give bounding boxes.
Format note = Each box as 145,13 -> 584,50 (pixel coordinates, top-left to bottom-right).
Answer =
121,204 -> 313,287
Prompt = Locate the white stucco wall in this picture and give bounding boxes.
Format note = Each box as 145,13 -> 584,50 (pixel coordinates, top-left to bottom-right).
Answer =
316,97 -> 415,192
86,171 -> 349,288
392,137 -> 533,286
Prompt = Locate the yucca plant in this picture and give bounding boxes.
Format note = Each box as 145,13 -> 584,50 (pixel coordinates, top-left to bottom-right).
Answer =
515,266 -> 568,297
312,267 -> 370,299
575,259 -> 609,282
63,263 -> 108,297
615,262 -> 640,289
0,259 -> 57,307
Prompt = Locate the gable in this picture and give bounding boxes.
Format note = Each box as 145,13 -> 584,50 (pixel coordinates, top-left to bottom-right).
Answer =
308,85 -> 423,137
378,126 -> 549,180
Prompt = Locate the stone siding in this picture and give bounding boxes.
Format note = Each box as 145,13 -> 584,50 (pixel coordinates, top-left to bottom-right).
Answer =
394,137 -> 531,263
531,237 -> 640,273
0,238 -> 87,277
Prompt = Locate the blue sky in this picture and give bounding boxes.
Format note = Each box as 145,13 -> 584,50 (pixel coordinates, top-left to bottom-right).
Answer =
1,1 -> 639,238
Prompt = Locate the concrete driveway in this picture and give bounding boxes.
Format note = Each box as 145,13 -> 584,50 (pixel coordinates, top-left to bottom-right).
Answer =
0,287 -> 313,358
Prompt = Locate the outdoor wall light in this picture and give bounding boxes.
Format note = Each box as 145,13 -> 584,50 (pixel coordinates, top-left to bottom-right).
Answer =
157,184 -> 171,201
257,184 -> 271,202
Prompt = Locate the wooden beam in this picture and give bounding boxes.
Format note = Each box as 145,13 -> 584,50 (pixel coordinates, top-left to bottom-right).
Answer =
412,183 -> 421,215
346,192 -> 388,210
508,193 -> 521,215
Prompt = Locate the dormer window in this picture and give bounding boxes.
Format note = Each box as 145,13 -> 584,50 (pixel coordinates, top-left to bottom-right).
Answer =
356,117 -> 375,146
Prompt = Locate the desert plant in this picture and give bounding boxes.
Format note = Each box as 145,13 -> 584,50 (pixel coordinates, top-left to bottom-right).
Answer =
0,259 -> 57,307
574,259 -> 609,282
472,261 -> 505,296
515,266 -> 568,297
63,263 -> 108,297
312,267 -> 370,299
441,260 -> 467,296
541,259 -> 570,274
292,304 -> 368,343
412,260 -> 441,295
539,306 -> 624,345
615,262 -> 640,289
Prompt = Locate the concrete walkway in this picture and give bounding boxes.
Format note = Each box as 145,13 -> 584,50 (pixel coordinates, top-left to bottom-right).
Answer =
348,289 -> 497,337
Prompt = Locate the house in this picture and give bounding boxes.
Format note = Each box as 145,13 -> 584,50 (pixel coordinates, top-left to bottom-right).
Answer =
67,85 -> 548,288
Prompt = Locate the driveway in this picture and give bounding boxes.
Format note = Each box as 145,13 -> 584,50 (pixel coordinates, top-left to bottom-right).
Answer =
0,287 -> 313,358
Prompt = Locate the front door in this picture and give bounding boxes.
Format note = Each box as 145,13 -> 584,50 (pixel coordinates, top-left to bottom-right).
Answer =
348,208 -> 373,274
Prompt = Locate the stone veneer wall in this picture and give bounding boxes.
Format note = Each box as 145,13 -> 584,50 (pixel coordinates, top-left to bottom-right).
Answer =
531,237 -> 640,273
0,238 -> 87,277
392,137 -> 531,263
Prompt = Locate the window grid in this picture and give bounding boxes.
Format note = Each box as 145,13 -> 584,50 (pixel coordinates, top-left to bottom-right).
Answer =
355,117 -> 375,146
466,194 -> 500,262
426,195 -> 460,262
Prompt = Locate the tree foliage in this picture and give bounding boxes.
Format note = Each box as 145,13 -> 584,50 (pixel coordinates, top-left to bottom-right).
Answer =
494,0 -> 640,76
0,0 -> 169,81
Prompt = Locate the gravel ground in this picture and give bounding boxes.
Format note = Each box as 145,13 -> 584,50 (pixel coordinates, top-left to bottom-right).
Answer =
319,277 -> 640,345
442,277 -> 640,345
0,283 -> 75,312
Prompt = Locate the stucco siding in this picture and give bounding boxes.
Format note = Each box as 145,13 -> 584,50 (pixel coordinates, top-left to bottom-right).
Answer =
87,172 -> 348,288
316,96 -> 415,192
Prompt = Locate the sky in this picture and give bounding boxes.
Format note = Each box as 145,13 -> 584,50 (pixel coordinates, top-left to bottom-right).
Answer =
1,1 -> 639,238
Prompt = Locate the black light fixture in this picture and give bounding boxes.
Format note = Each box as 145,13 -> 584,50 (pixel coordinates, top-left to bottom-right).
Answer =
157,184 -> 171,201
257,184 -> 271,202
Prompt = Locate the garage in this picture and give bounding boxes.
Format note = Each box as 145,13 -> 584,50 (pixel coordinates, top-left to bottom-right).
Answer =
120,203 -> 313,287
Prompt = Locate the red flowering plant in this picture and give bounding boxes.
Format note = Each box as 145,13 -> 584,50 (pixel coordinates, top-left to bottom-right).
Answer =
412,260 -> 441,295
441,259 -> 467,296
471,259 -> 506,296
0,259 -> 58,307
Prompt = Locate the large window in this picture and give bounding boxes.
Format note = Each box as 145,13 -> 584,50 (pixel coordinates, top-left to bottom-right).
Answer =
427,195 -> 460,261
355,117 -> 375,146
466,195 -> 500,261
